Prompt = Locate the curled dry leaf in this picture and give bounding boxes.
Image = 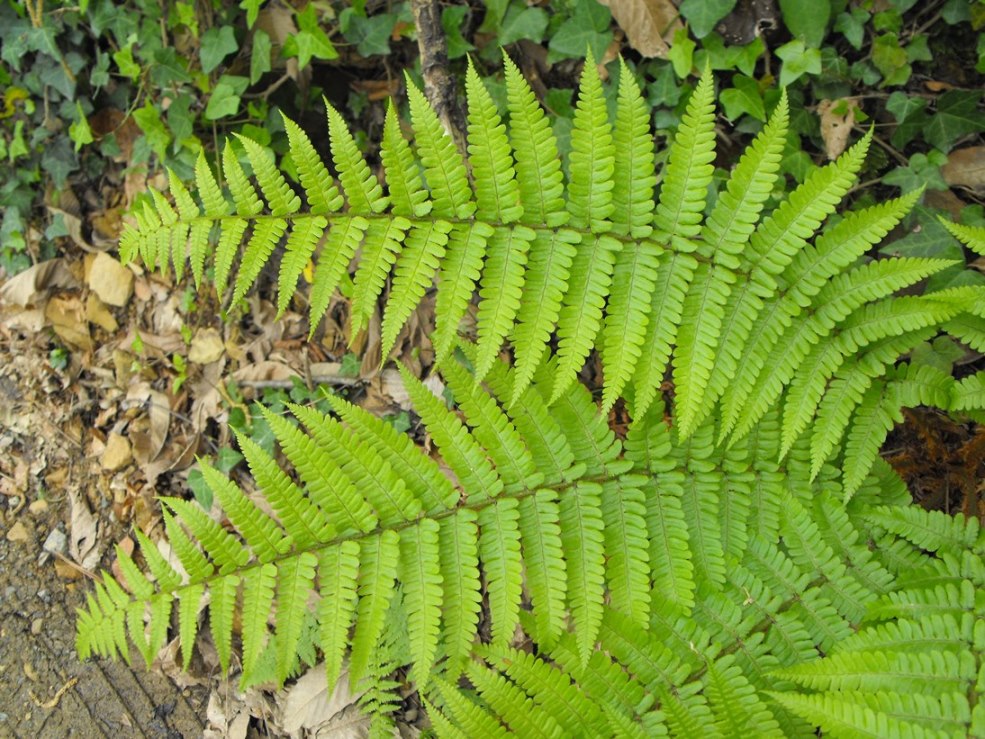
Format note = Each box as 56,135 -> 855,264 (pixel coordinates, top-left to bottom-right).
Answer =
817,98 -> 859,160
127,383 -> 171,465
277,664 -> 369,735
68,489 -> 101,571
597,0 -> 681,57
0,259 -> 80,308
942,146 -> 985,190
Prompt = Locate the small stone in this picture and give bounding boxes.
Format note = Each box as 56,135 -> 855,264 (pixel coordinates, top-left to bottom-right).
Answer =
30,618 -> 43,635
28,500 -> 49,516
42,527 -> 66,556
87,252 -> 133,307
101,433 -> 132,471
5,522 -> 29,543
36,588 -> 51,604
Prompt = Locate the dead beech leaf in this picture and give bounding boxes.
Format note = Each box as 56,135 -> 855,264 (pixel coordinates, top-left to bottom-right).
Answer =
127,384 -> 171,465
87,252 -> 134,307
942,146 -> 985,190
45,295 -> 92,351
597,0 -> 681,57
817,98 -> 858,160
188,328 -> 225,364
68,489 -> 101,571
0,259 -> 80,307
278,664 -> 367,735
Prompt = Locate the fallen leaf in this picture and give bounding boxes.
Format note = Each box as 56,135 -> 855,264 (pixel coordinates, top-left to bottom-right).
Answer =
942,146 -> 985,190
45,295 -> 92,351
189,328 -> 225,364
85,293 -> 118,332
0,259 -> 80,307
278,664 -> 368,735
598,0 -> 680,57
68,489 -> 101,570
127,384 -> 171,465
818,98 -> 858,160
101,433 -> 133,471
6,521 -> 30,543
87,252 -> 134,307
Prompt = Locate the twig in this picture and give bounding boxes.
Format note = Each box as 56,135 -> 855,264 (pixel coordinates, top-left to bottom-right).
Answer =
237,374 -> 362,390
409,0 -> 468,155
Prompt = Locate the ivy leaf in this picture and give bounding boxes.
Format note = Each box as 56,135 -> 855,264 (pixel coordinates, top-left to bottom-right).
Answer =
442,6 -> 475,59
923,90 -> 985,153
500,5 -> 548,46
775,39 -> 821,87
548,0 -> 612,61
882,151 -> 948,193
241,0 -> 265,28
678,0 -> 736,38
339,7 -> 394,58
778,0 -> 830,48
113,43 -> 142,81
871,33 -> 911,87
200,26 -> 239,74
251,28 -> 272,84
287,4 -> 340,67
69,102 -> 94,152
667,27 -> 695,79
834,8 -> 869,49
205,76 -> 250,120
133,101 -> 172,159
720,74 -> 765,121
886,91 -> 928,148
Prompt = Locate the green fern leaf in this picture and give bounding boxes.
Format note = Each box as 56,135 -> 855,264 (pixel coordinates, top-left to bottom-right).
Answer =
240,563 -> 276,684
281,113 -> 343,215
438,509 -> 482,675
405,78 -> 474,220
381,101 -> 431,218
318,540 -> 360,693
381,220 -> 452,359
349,531 -> 399,688
276,215 -> 327,317
474,225 -> 534,381
433,222 -> 495,364
559,482 -> 606,665
478,498 -> 523,648
326,102 -> 387,214
466,59 -> 521,223
275,552 -> 318,685
510,228 -> 579,403
503,53 -> 566,228
653,68 -> 716,250
400,519 -> 443,687
517,491 -> 567,648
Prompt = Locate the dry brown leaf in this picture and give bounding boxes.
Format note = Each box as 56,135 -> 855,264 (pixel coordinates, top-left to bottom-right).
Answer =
942,146 -> 985,190
189,328 -> 226,364
87,252 -> 134,307
45,295 -> 92,351
597,0 -> 681,57
85,293 -> 118,332
101,432 -> 132,471
0,259 -> 80,307
127,384 -> 171,465
68,489 -> 101,571
817,98 -> 858,160
277,665 -> 368,735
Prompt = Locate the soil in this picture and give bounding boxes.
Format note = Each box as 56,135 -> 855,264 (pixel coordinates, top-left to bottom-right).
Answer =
0,524 -> 206,738
0,327 -> 208,737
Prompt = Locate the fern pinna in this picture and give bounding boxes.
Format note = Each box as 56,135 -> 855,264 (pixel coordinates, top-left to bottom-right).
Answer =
76,351 -> 984,736
120,54 -> 982,465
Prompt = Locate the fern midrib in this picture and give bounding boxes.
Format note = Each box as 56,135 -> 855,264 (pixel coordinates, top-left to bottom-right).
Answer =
136,212 -> 789,277
94,469 -> 614,616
